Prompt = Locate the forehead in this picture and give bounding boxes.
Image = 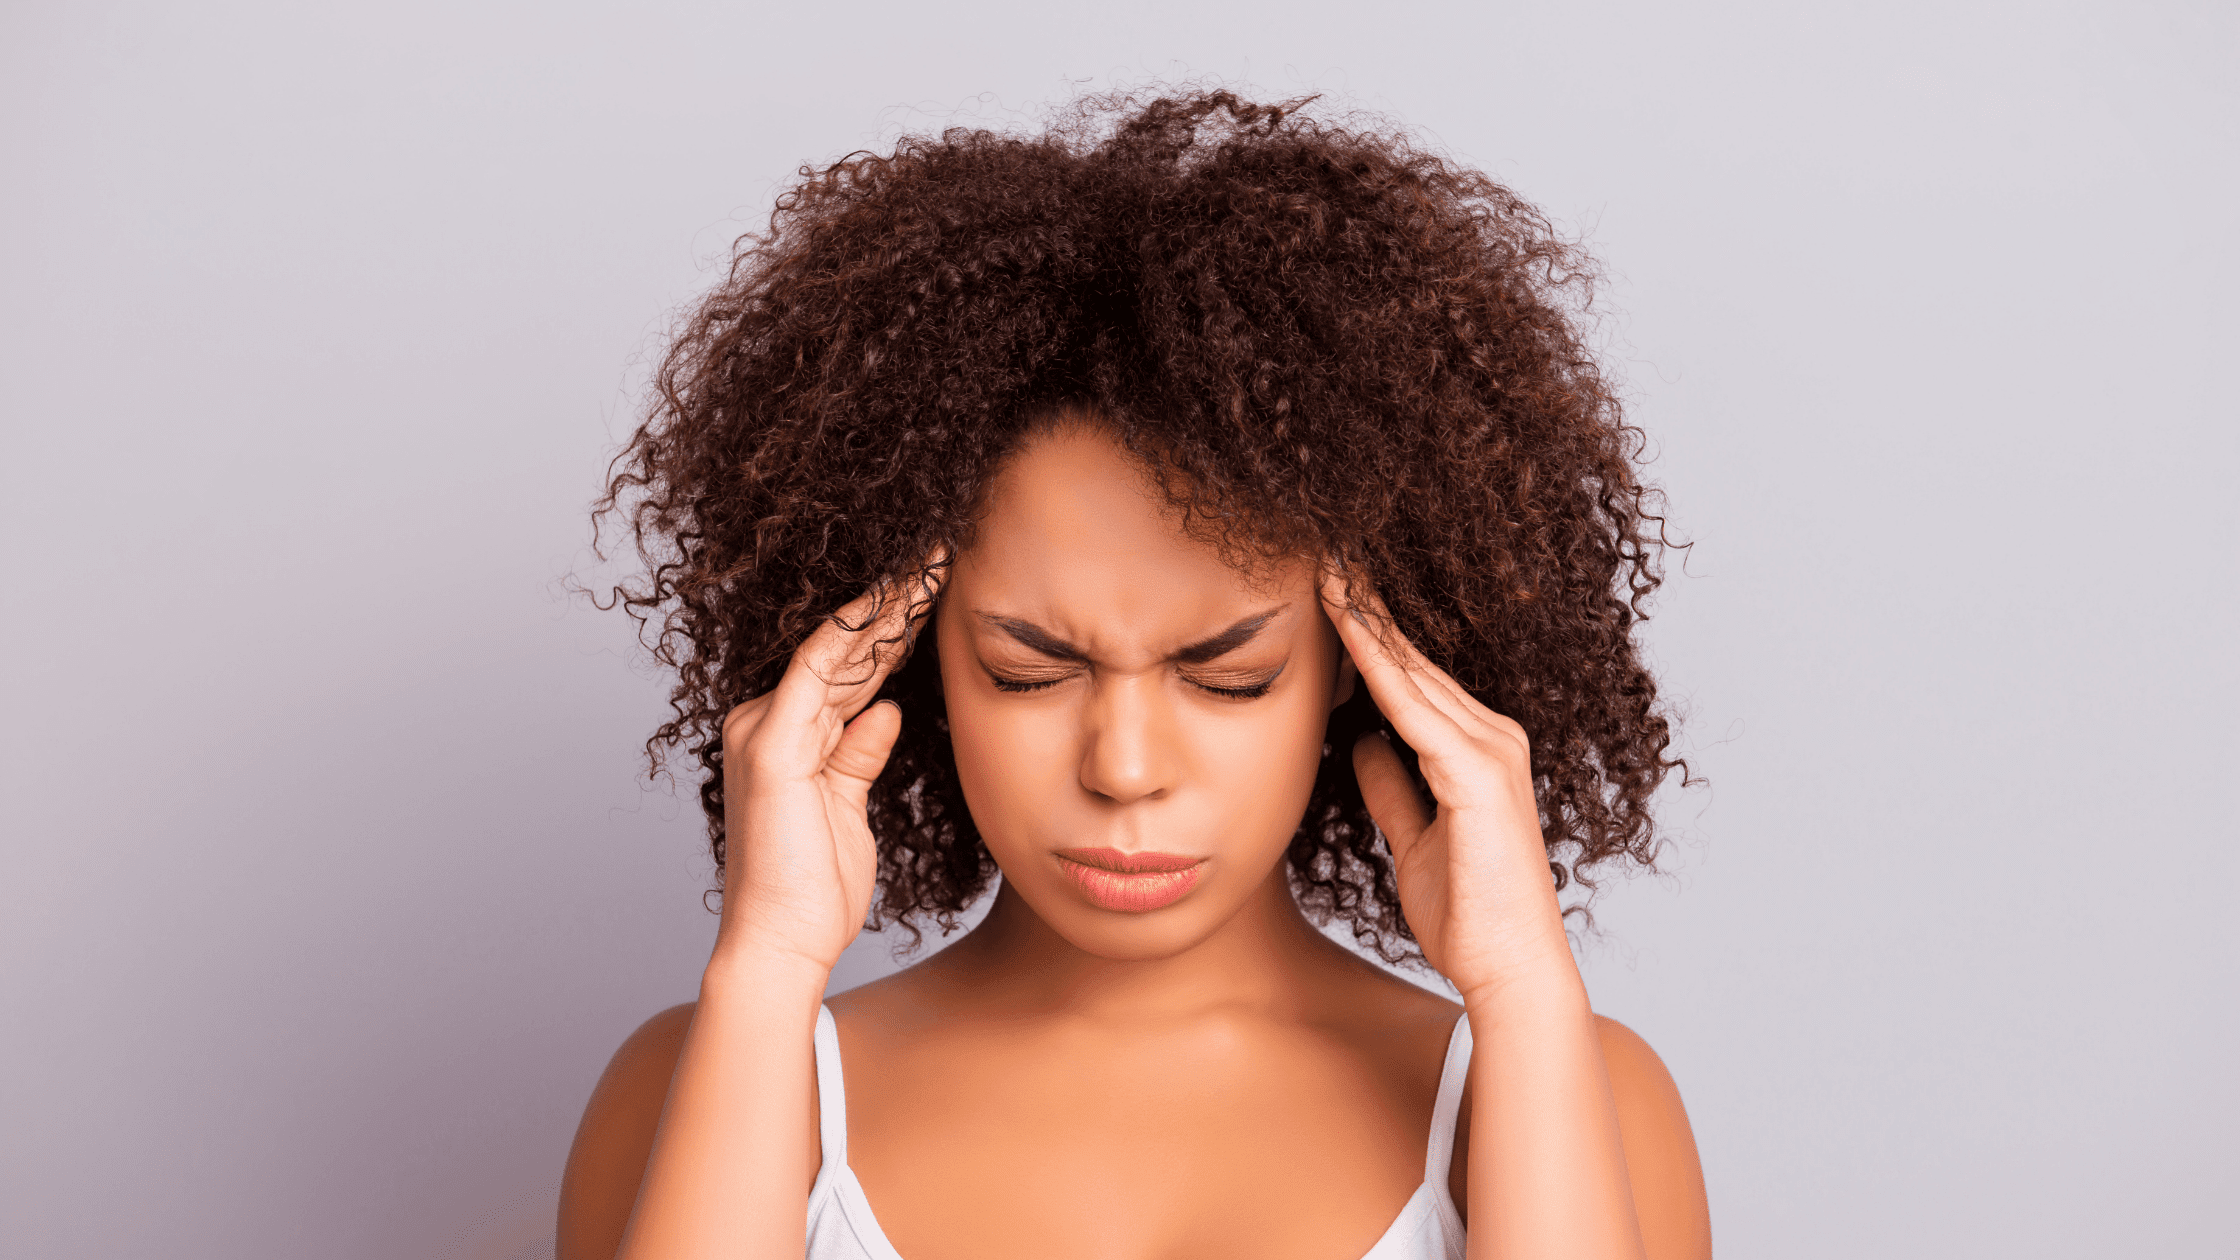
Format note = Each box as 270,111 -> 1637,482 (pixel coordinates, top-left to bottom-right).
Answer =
954,427 -> 1308,648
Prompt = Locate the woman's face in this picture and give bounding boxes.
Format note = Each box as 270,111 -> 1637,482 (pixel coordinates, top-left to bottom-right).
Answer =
934,426 -> 1355,961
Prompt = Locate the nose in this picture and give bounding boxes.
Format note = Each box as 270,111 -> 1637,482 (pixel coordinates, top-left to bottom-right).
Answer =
1077,673 -> 1179,805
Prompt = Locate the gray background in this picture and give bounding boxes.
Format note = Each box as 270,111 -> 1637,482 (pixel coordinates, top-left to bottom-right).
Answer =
4,1 -> 2233,1257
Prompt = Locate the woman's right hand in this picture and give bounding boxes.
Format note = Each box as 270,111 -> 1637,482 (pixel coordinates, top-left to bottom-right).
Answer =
566,565 -> 945,1260
711,563 -> 942,975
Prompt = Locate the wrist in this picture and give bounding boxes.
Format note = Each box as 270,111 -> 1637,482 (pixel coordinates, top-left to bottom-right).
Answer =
1449,934 -> 1589,1017
701,938 -> 834,1003
1457,964 -> 1590,1016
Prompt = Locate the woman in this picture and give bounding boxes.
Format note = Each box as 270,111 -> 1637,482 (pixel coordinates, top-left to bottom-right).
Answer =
559,90 -> 1710,1260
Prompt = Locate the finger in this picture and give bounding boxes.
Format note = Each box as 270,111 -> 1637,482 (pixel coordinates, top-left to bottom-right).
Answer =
1320,570 -> 1465,750
751,558 -> 944,781
1353,731 -> 1432,854
846,550 -> 949,683
888,549 -> 949,671
1318,569 -> 1426,698
1328,580 -> 1529,762
804,580 -> 911,687
824,699 -> 904,810
772,561 -> 947,726
1320,569 -> 1488,726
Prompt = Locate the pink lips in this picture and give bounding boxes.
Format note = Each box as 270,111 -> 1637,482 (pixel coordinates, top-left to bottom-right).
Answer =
1053,847 -> 1207,912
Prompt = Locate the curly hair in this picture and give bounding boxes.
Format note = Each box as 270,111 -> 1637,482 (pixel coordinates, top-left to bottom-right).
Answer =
598,87 -> 1687,964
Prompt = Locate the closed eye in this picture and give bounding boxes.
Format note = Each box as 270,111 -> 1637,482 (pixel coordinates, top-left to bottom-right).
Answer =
986,666 -> 1285,697
1188,665 -> 1284,700
994,668 -> 1290,695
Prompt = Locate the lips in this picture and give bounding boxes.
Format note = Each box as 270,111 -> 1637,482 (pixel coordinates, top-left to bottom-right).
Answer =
1052,846 -> 1206,912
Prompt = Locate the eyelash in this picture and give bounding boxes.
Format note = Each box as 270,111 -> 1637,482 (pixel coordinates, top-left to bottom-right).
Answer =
1195,677 -> 1278,700
988,673 -> 1279,700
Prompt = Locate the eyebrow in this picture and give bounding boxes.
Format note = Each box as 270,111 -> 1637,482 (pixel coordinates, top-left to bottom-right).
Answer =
975,607 -> 1286,666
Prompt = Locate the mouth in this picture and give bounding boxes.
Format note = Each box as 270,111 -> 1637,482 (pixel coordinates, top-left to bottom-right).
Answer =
1051,847 -> 1207,912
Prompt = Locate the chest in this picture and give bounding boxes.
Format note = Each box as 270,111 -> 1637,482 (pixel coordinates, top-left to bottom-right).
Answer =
833,1022 -> 1445,1260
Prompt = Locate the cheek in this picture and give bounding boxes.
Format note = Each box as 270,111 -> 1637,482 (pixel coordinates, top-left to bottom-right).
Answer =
937,653 -> 1068,849
1202,640 -> 1345,846
1203,689 -> 1331,833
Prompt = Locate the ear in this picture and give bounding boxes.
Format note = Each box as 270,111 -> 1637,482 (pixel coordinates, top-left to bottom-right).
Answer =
1331,650 -> 1359,712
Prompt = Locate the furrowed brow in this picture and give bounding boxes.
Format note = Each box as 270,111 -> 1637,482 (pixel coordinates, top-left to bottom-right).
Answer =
975,606 -> 1286,666
978,614 -> 1092,663
1170,608 -> 1284,664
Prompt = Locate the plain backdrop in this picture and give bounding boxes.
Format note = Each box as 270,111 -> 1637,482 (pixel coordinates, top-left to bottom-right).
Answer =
3,2 -> 2233,1257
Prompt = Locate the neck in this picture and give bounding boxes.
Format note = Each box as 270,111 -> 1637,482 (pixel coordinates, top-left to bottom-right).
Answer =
927,863 -> 1371,1025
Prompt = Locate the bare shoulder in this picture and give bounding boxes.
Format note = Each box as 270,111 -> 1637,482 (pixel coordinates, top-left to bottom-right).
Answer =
556,1003 -> 697,1260
1593,1015 -> 1713,1260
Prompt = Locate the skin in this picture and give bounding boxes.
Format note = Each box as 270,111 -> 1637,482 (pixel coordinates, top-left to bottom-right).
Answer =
557,425 -> 1712,1260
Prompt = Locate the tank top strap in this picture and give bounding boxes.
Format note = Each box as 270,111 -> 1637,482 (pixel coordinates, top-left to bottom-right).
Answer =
812,1004 -> 848,1173
1422,1012 -> 1473,1186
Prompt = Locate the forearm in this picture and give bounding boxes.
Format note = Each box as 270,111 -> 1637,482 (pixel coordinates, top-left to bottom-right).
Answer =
615,951 -> 831,1260
1462,967 -> 1646,1260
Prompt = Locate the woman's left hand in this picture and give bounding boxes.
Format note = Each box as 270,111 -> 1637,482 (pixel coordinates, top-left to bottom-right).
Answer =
1321,571 -> 1578,1003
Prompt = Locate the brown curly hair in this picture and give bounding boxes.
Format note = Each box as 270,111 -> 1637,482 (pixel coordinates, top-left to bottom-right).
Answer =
598,88 -> 1687,963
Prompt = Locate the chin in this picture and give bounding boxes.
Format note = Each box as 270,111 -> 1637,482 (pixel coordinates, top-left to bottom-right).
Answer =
1038,907 -> 1236,963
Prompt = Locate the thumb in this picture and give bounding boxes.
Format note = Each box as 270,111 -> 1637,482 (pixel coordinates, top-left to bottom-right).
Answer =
1353,731 -> 1432,854
825,700 -> 904,806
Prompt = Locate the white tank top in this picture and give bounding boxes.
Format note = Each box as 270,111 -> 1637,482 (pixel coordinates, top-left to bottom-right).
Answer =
806,1004 -> 1471,1260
